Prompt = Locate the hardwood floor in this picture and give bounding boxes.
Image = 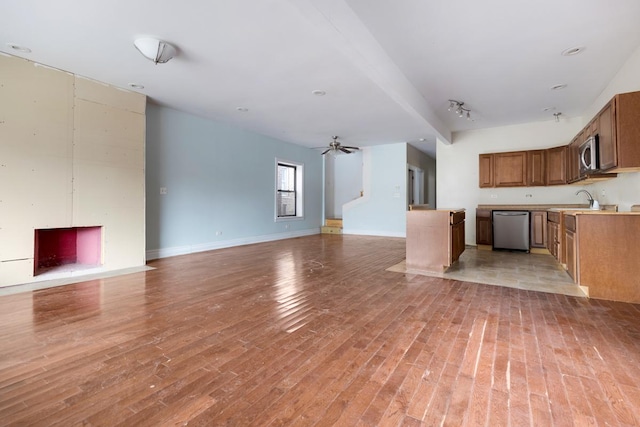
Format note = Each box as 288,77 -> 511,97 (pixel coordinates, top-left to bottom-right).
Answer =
1,235 -> 640,426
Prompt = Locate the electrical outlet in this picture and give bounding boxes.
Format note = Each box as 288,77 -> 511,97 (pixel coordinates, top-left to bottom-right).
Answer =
601,189 -> 606,197
160,187 -> 167,195
490,194 -> 498,199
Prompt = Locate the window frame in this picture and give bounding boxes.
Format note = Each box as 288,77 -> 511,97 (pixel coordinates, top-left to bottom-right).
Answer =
275,158 -> 304,221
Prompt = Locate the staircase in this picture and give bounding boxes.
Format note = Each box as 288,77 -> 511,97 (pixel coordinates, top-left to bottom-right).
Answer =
321,218 -> 343,234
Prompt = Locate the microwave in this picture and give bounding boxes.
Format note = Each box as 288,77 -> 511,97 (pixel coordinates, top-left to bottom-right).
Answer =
579,135 -> 599,174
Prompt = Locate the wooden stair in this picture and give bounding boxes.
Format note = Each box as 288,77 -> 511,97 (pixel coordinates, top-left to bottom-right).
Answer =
321,218 -> 343,234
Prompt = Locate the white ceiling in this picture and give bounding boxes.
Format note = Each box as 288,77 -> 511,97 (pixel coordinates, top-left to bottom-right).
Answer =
2,0 -> 640,157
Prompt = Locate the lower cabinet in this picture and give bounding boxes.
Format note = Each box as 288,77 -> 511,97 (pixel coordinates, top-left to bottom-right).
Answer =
547,211 -> 562,262
530,211 -> 547,248
476,209 -> 492,245
451,212 -> 466,262
564,214 -> 577,282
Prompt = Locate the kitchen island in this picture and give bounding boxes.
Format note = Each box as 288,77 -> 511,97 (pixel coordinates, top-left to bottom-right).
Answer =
406,208 -> 465,272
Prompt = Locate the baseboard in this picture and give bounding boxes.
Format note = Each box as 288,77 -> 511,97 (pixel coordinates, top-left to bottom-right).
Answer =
342,229 -> 406,238
146,228 -> 321,260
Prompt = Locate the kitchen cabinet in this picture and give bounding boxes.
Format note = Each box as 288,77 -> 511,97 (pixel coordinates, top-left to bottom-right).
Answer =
597,100 -> 616,171
566,132 -> 582,183
406,209 -> 465,271
530,211 -> 547,248
592,91 -> 640,173
546,146 -> 567,185
547,211 -> 562,263
476,209 -> 492,246
478,154 -> 494,188
527,150 -> 546,186
451,212 -> 466,262
564,214 -> 577,282
494,151 -> 527,187
576,213 -> 640,303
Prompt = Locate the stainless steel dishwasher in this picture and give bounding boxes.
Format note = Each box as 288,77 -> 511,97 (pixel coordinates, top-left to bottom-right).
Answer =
492,211 -> 530,252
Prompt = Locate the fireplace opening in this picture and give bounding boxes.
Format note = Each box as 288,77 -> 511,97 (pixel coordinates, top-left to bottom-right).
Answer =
34,226 -> 103,276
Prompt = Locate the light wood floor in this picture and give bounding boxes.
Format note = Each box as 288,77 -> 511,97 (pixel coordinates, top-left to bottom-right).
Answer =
1,235 -> 640,426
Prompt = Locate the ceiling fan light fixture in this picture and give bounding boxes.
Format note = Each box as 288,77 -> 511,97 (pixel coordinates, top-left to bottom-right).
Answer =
134,37 -> 176,64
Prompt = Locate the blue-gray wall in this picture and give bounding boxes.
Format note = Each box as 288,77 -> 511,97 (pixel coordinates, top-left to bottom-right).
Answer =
146,104 -> 323,259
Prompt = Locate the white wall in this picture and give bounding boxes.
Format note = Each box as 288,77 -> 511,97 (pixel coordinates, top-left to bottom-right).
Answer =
324,151 -> 363,219
437,118 -> 586,244
586,45 -> 640,212
343,143 -> 408,237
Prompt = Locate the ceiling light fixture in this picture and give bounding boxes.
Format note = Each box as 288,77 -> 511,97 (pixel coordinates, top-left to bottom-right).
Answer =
236,107 -> 249,112
561,46 -> 584,56
7,43 -> 31,53
551,84 -> 567,91
133,38 -> 176,64
553,112 -> 562,122
311,90 -> 326,96
447,99 -> 473,121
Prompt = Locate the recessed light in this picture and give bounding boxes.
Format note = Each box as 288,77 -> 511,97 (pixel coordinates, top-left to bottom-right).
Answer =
542,106 -> 556,112
550,84 -> 567,91
128,83 -> 144,89
418,138 -> 426,142
561,46 -> 584,56
7,43 -> 31,53
236,107 -> 249,112
311,90 -> 326,96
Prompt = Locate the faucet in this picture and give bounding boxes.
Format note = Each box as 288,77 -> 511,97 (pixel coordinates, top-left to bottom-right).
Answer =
576,189 -> 596,209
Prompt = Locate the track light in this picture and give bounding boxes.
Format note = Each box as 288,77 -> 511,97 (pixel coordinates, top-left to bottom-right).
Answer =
554,112 -> 562,122
447,99 -> 472,121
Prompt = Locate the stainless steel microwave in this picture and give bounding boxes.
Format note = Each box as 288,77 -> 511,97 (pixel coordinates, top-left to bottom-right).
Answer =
579,135 -> 599,174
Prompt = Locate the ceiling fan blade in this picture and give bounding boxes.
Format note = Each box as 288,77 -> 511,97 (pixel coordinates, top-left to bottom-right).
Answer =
342,146 -> 359,150
321,148 -> 331,155
339,147 -> 352,154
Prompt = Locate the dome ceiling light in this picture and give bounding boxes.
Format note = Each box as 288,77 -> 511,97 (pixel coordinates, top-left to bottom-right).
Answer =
133,38 -> 176,64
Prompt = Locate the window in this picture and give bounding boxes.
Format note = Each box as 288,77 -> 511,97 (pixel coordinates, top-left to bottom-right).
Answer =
276,160 -> 303,220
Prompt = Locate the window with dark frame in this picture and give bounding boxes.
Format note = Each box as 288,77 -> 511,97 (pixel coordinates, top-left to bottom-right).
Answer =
277,163 -> 297,217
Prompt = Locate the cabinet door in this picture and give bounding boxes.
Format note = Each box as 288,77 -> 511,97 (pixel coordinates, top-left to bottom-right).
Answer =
566,134 -> 581,183
527,150 -> 546,186
478,154 -> 494,188
476,210 -> 492,245
565,229 -> 576,282
547,221 -> 559,260
530,211 -> 547,248
598,100 -> 617,171
546,146 -> 567,185
451,221 -> 465,262
494,151 -> 527,187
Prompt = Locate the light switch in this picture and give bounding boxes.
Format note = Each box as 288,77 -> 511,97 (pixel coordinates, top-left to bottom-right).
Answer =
160,187 -> 167,195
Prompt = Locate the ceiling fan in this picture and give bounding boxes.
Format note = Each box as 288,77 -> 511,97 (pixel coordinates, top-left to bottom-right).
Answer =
321,136 -> 360,156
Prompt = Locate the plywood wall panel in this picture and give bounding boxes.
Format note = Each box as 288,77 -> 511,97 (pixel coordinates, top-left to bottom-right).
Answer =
0,259 -> 34,287
0,55 -> 73,277
1,53 -> 146,287
73,99 -> 145,167
75,76 -> 146,114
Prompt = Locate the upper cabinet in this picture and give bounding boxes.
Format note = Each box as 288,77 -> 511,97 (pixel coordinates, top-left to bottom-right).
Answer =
494,151 -> 528,187
477,91 -> 640,188
546,146 -> 567,185
527,150 -> 546,186
597,91 -> 640,173
478,154 -> 494,188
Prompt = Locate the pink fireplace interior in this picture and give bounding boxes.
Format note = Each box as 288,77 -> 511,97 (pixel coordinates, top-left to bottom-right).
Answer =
34,226 -> 102,276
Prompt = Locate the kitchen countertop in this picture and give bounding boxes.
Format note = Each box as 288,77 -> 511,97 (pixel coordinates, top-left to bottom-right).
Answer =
478,204 -> 590,210
477,204 -> 620,212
